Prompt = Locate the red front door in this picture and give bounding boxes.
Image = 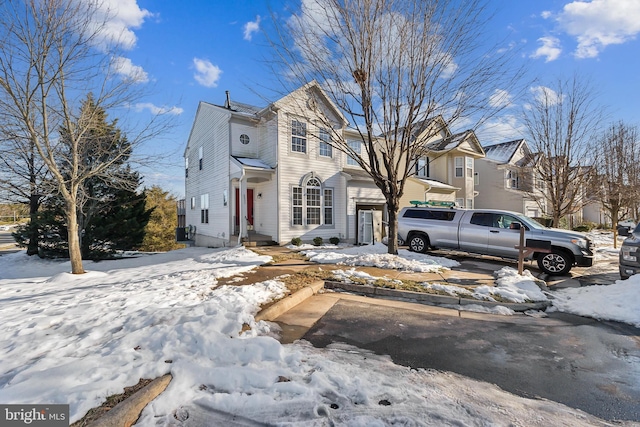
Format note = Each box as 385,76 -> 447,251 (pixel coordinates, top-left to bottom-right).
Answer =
235,188 -> 254,226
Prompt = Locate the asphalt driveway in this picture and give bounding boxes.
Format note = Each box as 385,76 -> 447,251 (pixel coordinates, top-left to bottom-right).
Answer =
287,294 -> 640,422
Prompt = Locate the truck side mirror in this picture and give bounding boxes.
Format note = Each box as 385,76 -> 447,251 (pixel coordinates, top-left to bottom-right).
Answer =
509,222 -> 521,230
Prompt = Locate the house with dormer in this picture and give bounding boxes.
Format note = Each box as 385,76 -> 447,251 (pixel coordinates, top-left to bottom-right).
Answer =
474,139 -> 546,217
400,118 -> 485,209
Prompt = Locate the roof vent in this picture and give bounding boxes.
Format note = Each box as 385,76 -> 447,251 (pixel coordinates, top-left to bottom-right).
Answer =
225,91 -> 231,109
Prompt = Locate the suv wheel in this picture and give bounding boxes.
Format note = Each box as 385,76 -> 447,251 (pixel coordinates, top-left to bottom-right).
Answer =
537,250 -> 572,275
408,234 -> 429,253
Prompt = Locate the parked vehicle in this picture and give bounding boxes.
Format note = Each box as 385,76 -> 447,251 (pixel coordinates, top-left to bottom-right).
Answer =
619,223 -> 640,279
398,207 -> 594,275
617,219 -> 636,237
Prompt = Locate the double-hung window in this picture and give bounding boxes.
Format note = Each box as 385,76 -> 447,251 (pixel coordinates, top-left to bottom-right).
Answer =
506,170 -> 519,189
416,157 -> 429,177
455,157 -> 463,177
319,128 -> 332,157
198,147 -> 203,170
200,194 -> 209,223
347,140 -> 361,166
466,157 -> 473,178
291,119 -> 307,153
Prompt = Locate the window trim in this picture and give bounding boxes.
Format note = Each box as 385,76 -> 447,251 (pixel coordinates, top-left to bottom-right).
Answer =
416,156 -> 429,177
347,139 -> 361,166
291,119 -> 307,154
455,157 -> 463,178
200,193 -> 209,224
318,128 -> 332,158
291,176 -> 334,227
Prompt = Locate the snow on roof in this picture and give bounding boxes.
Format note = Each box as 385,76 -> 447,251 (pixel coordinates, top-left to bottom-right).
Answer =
233,157 -> 273,169
483,139 -> 523,164
416,178 -> 458,190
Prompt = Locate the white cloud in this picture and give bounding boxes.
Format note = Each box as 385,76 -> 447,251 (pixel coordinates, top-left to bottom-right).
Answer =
243,16 -> 261,41
558,0 -> 640,58
111,56 -> 149,83
476,115 -> 526,142
93,0 -> 152,51
134,103 -> 183,115
541,11 -> 553,19
488,89 -> 514,109
192,58 -> 222,88
530,36 -> 562,62
529,85 -> 564,106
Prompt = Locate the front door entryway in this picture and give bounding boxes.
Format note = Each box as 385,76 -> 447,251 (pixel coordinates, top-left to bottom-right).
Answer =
235,188 -> 254,228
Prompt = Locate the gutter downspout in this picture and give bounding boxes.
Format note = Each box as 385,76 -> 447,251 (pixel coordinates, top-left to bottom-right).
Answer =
237,167 -> 245,246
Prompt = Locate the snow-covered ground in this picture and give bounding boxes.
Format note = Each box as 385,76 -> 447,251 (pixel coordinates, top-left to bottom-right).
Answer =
0,231 -> 637,425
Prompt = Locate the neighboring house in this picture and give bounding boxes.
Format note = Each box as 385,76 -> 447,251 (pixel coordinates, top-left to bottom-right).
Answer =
183,81 -> 387,247
474,139 -> 546,217
400,117 -> 484,209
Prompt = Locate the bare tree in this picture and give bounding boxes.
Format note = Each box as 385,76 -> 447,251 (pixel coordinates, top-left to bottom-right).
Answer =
0,0 -> 168,273
0,132 -> 51,255
268,0 -> 524,254
593,122 -> 639,246
522,75 -> 605,228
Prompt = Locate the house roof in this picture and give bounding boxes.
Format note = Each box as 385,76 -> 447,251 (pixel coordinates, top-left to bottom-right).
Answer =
426,130 -> 484,156
483,139 -> 527,164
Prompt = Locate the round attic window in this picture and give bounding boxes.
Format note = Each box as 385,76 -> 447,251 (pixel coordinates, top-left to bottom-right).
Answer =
240,134 -> 250,145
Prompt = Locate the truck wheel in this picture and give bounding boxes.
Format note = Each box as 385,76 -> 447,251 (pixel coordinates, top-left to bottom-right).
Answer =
537,250 -> 572,275
408,234 -> 429,253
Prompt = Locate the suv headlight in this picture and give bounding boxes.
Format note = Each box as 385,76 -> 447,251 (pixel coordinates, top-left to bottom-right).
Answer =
571,238 -> 588,249
622,245 -> 638,262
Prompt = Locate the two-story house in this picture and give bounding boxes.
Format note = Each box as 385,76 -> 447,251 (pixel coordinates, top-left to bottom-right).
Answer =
400,117 -> 485,209
183,81 -> 388,247
474,139 -> 546,217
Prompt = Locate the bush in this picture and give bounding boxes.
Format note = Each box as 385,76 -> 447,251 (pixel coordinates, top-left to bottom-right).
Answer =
313,236 -> 323,246
573,221 -> 596,232
329,236 -> 340,245
291,237 -> 302,246
532,217 -> 553,227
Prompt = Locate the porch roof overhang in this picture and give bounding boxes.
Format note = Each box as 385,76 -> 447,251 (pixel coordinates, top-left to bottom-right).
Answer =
341,169 -> 374,182
230,156 -> 275,183
411,177 -> 459,193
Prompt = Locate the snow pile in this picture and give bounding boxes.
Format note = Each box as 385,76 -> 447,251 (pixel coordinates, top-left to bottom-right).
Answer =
483,267 -> 548,302
551,275 -> 640,328
303,242 -> 459,272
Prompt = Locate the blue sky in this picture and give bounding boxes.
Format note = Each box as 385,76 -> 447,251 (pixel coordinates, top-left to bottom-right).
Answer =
106,0 -> 640,197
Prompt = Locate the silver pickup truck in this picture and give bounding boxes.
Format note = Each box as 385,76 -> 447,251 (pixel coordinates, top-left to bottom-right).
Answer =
398,207 -> 594,275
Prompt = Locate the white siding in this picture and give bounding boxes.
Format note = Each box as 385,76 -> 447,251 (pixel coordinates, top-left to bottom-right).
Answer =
230,120 -> 258,158
274,90 -> 347,244
184,103 -> 232,245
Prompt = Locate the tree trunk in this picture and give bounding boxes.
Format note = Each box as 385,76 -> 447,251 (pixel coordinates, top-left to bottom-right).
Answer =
611,210 -> 619,249
387,198 -> 399,255
65,198 -> 84,274
26,194 -> 40,256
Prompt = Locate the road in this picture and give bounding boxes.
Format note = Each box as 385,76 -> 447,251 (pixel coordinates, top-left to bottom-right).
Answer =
290,294 -> 640,422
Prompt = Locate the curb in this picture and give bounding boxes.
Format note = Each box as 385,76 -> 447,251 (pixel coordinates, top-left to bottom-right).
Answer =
323,281 -> 550,312
255,280 -> 325,322
88,374 -> 172,427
